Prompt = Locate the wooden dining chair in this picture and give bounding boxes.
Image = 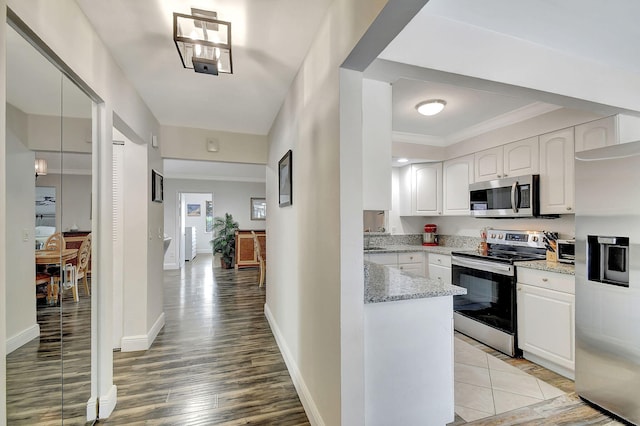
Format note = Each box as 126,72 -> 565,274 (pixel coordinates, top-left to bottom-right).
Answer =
251,231 -> 266,287
35,272 -> 51,302
75,233 -> 92,296
44,232 -> 65,251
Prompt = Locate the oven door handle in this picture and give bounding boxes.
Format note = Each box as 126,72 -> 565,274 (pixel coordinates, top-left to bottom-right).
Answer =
452,256 -> 514,276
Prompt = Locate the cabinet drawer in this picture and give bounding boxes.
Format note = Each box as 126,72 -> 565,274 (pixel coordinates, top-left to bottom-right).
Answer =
398,252 -> 423,264
517,267 -> 575,294
429,264 -> 451,285
428,253 -> 451,268
398,263 -> 423,275
368,253 -> 398,265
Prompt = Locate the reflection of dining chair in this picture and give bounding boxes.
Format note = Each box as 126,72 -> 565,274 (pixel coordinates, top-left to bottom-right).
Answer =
44,232 -> 65,251
251,231 -> 266,287
35,272 -> 51,302
75,234 -> 92,296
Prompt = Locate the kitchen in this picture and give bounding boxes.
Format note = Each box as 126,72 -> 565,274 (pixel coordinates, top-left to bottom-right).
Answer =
361,54 -> 640,423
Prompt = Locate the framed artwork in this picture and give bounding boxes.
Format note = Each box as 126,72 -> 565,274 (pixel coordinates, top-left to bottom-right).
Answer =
278,149 -> 292,207
187,203 -> 201,216
152,169 -> 163,203
251,197 -> 266,220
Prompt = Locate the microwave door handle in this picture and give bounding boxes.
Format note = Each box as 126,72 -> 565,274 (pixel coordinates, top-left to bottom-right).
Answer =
511,181 -> 519,213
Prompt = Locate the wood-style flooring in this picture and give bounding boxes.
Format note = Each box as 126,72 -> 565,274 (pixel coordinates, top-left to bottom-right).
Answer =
6,285 -> 92,425
100,254 -> 309,425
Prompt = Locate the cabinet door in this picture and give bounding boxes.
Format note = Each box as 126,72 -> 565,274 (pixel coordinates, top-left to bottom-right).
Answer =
413,163 -> 442,216
539,128 -> 575,214
398,164 -> 413,216
368,253 -> 397,266
474,146 -> 503,182
503,136 -> 539,178
398,263 -> 424,275
575,116 -> 617,152
443,154 -> 474,215
428,264 -> 451,285
517,284 -> 575,371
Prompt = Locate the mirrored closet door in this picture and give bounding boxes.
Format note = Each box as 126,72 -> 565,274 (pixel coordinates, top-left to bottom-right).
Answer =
5,17 -> 96,424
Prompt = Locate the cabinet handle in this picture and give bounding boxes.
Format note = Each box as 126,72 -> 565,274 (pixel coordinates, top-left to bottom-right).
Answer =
566,206 -> 572,211
437,258 -> 442,263
497,174 -> 502,178
542,278 -> 548,282
438,212 -> 442,215
409,256 -> 414,260
517,287 -> 522,291
503,173 -> 508,177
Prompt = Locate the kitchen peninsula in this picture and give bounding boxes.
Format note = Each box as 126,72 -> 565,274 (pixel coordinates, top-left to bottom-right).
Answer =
364,261 -> 466,425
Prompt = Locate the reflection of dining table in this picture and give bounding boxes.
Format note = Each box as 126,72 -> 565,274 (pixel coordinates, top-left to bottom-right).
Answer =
35,249 -> 78,303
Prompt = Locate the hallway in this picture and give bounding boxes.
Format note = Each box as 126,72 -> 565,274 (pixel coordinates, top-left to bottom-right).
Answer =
102,254 -> 308,425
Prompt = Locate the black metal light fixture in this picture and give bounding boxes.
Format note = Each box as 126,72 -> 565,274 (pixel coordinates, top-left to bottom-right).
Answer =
173,8 -> 232,75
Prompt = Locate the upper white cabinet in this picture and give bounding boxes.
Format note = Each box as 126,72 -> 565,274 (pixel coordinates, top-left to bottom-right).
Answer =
399,163 -> 443,216
503,137 -> 539,178
474,146 -> 503,182
362,79 -> 392,210
443,154 -> 474,216
539,127 -> 575,214
474,137 -> 538,182
574,116 -> 617,153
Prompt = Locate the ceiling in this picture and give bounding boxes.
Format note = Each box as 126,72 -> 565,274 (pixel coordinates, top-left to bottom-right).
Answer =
12,1 -> 640,179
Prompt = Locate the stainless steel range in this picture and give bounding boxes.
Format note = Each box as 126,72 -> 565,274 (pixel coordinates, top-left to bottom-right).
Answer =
451,229 -> 548,356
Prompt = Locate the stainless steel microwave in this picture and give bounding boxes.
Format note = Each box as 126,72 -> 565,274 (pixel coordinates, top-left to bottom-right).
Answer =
469,175 -> 540,218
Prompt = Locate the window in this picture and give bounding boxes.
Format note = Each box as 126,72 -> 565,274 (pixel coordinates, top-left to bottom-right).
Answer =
205,200 -> 213,232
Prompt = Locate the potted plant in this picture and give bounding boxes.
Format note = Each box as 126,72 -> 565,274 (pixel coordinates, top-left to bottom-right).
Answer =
211,213 -> 239,269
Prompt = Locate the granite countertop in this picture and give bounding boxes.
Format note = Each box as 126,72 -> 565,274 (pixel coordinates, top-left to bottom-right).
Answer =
515,259 -> 575,275
365,244 -> 458,255
364,261 -> 466,304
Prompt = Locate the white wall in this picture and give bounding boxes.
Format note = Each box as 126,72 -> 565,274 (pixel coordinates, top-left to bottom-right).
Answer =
183,193 -> 212,253
5,98 -> 37,353
0,3 -> 7,418
163,179 -> 266,269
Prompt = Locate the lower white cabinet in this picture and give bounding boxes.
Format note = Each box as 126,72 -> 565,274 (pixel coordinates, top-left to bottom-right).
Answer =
368,252 -> 425,277
427,253 -> 451,285
517,268 -> 575,378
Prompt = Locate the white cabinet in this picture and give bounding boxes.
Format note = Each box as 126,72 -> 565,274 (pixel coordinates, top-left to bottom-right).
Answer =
517,268 -> 575,378
474,146 -> 503,182
427,253 -> 451,285
398,163 -> 442,216
574,116 -> 617,153
503,137 -> 539,178
539,127 -> 575,214
368,252 -> 425,277
443,154 -> 474,216
474,137 -> 539,182
185,226 -> 196,261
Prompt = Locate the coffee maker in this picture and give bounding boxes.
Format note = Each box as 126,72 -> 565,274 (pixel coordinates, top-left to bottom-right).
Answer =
423,224 -> 438,246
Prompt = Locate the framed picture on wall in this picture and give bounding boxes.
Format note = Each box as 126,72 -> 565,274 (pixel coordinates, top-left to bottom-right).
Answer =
251,197 -> 266,220
152,169 -> 163,203
187,204 -> 201,216
278,149 -> 292,207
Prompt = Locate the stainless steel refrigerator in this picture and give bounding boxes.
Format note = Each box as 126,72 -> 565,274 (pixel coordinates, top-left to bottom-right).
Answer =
575,140 -> 640,424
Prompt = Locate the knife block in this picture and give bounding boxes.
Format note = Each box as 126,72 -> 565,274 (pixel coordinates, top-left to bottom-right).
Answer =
546,241 -> 558,262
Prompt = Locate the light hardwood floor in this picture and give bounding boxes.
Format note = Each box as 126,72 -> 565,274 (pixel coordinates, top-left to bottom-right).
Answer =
101,254 -> 309,425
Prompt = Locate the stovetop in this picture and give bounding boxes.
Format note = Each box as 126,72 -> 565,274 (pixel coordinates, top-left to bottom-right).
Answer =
451,249 -> 545,264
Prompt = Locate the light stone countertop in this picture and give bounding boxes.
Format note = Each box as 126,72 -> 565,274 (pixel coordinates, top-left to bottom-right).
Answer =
364,244 -> 457,255
364,261 -> 466,304
515,259 -> 575,275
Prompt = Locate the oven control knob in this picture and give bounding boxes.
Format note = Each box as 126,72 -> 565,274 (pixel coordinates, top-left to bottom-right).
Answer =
532,236 -> 538,242
490,233 -> 496,239
498,234 -> 503,239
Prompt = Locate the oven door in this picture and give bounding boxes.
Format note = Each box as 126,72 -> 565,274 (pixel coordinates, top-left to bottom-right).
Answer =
452,256 -> 516,335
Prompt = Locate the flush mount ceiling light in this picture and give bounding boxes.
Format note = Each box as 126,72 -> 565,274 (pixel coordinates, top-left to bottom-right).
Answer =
35,158 -> 47,179
416,99 -> 446,116
173,8 -> 232,75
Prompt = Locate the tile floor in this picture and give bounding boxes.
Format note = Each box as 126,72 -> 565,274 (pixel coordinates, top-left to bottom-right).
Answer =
454,337 -> 565,422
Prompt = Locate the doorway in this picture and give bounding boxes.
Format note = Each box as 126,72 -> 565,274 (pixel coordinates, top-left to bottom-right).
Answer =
180,192 -> 214,266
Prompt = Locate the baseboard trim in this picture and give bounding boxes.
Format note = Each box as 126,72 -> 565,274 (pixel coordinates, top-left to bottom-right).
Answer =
86,397 -> 98,421
6,323 -> 40,354
264,303 -> 325,426
120,312 -> 165,352
98,384 -> 118,419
